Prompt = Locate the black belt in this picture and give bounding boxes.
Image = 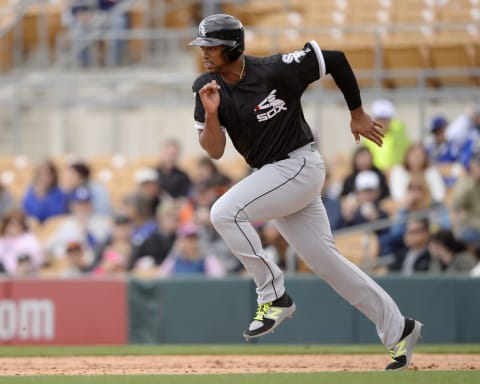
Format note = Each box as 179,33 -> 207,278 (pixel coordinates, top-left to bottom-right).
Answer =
274,143 -> 317,162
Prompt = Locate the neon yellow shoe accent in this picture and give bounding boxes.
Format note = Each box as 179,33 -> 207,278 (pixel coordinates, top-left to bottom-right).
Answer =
266,307 -> 283,320
390,339 -> 407,360
253,302 -> 272,321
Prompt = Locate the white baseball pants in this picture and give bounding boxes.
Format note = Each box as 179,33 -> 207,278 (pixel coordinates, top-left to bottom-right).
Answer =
210,143 -> 404,348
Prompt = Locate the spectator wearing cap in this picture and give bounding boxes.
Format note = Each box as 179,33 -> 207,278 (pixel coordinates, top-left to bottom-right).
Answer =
59,241 -> 90,278
451,151 -> 480,245
424,116 -> 465,187
340,170 -> 390,252
342,171 -> 389,224
63,161 -> 111,215
363,99 -> 410,171
133,167 -> 167,218
445,104 -> 480,167
425,116 -> 457,164
22,160 -> 69,223
158,222 -> 225,278
389,143 -> 446,203
44,186 -> 112,260
340,146 -> 390,202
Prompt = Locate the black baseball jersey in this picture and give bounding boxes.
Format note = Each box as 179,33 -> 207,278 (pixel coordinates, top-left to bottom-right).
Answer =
192,41 -> 326,169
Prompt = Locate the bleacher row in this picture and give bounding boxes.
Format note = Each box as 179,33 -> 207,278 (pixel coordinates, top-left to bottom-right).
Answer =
1,0 -> 479,87
0,153 -> 250,209
221,0 -> 480,87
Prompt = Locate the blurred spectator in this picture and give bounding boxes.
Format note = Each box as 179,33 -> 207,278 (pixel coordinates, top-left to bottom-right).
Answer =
340,146 -> 389,201
425,115 -> 457,163
428,230 -> 476,273
424,115 -> 465,187
93,248 -> 128,277
63,161 -> 111,215
341,171 -> 390,235
451,151 -> 480,245
64,0 -> 97,67
129,198 -> 181,271
389,143 -> 446,203
158,223 -> 226,277
471,245 -> 480,277
195,156 -> 232,195
259,221 -> 297,272
0,181 -> 15,220
322,169 -> 344,231
90,213 -> 133,271
23,160 -> 69,223
98,0 -> 129,66
64,1 -> 128,67
0,209 -> 43,277
363,98 -> 410,171
445,104 -> 480,167
193,182 -> 241,273
382,174 -> 451,256
45,187 -> 111,259
156,139 -> 192,198
59,241 -> 90,278
122,193 -> 157,247
133,167 -> 165,218
388,218 -> 432,275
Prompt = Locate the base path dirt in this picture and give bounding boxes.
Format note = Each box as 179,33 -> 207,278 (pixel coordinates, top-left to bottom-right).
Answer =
1,354 -> 479,376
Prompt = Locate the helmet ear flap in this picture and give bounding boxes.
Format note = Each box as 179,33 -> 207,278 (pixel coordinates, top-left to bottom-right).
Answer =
222,42 -> 243,62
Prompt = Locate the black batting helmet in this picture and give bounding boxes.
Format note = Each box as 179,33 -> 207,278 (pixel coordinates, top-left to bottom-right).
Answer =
189,14 -> 244,62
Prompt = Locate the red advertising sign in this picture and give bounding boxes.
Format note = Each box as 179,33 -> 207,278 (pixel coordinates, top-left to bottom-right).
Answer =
0,279 -> 127,345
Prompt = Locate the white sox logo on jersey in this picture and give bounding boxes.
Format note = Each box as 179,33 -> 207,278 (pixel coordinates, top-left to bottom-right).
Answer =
282,47 -> 310,64
254,90 -> 287,122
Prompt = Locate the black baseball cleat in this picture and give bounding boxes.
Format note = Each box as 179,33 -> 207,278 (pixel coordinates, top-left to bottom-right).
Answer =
243,292 -> 296,341
385,318 -> 423,371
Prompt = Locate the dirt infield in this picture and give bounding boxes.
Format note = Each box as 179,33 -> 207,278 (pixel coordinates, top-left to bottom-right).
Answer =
1,354 -> 479,375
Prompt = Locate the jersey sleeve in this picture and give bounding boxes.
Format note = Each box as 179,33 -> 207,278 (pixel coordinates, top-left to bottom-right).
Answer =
280,40 -> 326,89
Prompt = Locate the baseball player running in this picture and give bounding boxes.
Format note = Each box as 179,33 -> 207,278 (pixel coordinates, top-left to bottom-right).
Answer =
189,14 -> 423,371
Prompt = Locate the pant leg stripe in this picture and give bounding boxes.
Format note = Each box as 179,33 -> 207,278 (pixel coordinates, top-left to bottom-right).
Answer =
233,158 -> 306,301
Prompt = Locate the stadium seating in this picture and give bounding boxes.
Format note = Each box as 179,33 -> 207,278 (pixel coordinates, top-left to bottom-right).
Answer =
219,0 -> 480,88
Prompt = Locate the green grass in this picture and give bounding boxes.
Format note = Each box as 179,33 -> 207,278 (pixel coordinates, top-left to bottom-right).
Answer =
0,344 -> 479,357
0,372 -> 478,384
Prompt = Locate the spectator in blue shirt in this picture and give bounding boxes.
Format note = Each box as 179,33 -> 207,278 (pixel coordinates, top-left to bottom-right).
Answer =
425,116 -> 458,164
122,193 -> 158,247
22,160 -> 69,223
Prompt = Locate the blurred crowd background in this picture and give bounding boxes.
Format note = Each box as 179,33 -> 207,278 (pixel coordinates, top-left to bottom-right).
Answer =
0,0 -> 479,280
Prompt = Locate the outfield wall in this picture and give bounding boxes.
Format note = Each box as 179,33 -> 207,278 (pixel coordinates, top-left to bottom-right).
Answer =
128,275 -> 480,345
1,276 -> 479,345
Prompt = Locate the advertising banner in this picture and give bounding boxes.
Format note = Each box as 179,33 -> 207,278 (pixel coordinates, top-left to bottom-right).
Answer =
0,279 -> 127,345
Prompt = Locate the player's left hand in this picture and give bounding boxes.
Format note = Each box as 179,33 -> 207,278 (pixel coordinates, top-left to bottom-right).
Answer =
350,107 -> 384,147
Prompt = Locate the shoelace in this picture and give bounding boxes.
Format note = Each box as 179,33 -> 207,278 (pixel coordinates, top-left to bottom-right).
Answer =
389,349 -> 396,360
253,302 -> 271,321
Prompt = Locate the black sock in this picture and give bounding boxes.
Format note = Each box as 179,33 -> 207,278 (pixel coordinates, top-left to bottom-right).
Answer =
273,292 -> 292,307
399,318 -> 415,341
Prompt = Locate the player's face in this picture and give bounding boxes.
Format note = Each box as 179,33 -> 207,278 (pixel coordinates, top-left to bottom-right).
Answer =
200,45 -> 226,72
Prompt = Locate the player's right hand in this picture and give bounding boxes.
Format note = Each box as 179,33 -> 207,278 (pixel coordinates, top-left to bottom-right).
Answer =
199,80 -> 221,114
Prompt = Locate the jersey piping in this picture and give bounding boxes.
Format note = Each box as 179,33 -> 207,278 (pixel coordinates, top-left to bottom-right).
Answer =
308,40 -> 326,78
